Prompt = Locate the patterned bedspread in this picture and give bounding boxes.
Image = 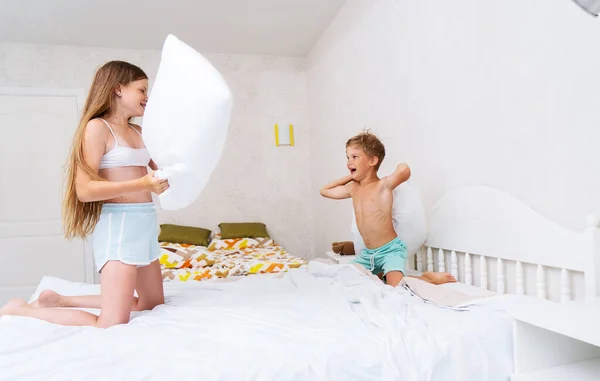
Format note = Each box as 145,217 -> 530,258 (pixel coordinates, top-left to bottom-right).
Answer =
159,237 -> 307,282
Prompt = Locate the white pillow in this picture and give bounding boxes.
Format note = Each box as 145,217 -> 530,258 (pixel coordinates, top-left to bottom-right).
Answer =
142,34 -> 233,210
351,181 -> 426,257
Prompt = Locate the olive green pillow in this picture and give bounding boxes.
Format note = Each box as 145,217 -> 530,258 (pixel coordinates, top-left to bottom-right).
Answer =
158,224 -> 212,246
218,222 -> 269,239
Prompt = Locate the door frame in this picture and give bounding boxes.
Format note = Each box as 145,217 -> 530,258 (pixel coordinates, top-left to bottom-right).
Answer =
0,87 -> 95,283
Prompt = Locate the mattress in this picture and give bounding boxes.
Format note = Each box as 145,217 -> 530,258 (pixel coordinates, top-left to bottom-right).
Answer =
159,239 -> 307,282
0,262 -> 518,381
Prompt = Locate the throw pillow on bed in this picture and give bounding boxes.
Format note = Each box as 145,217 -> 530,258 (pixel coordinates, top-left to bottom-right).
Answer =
159,242 -> 216,269
218,222 -> 269,239
158,224 -> 212,246
207,234 -> 276,251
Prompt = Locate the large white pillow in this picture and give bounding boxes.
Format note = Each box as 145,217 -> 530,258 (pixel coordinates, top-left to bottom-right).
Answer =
351,181 -> 426,257
142,34 -> 233,210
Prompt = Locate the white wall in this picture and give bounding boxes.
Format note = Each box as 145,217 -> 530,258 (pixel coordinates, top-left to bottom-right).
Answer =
307,0 -> 600,255
0,42 -> 314,258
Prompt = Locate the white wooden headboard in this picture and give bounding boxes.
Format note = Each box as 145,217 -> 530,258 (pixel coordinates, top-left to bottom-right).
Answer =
416,186 -> 600,303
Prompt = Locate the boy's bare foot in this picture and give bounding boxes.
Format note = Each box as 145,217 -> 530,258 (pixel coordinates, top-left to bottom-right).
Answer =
31,290 -> 61,308
421,271 -> 456,285
0,298 -> 28,316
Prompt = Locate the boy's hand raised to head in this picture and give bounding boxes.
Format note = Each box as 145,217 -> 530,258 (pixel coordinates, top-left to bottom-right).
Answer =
383,163 -> 411,190
319,174 -> 353,199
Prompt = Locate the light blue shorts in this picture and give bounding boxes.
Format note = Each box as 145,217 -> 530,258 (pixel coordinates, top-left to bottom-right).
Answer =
92,203 -> 160,273
352,237 -> 407,276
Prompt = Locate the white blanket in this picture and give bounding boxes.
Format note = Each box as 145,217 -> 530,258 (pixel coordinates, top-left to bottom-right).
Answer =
0,263 -> 516,381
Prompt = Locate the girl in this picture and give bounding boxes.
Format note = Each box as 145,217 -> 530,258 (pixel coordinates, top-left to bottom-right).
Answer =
0,61 -> 169,328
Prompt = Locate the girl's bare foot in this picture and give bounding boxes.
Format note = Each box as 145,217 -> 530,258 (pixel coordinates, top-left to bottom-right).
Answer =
421,271 -> 456,285
0,298 -> 28,316
31,290 -> 61,308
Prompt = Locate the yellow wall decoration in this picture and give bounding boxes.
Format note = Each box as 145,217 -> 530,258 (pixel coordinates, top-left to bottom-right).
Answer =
274,124 -> 295,146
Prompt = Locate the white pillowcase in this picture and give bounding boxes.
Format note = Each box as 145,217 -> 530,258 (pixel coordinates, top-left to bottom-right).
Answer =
351,181 -> 427,257
143,34 -> 233,210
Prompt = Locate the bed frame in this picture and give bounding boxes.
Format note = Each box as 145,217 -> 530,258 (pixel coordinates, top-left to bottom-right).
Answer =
414,186 -> 600,303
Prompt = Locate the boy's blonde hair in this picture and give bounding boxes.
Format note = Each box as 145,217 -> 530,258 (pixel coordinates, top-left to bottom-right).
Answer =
346,130 -> 386,170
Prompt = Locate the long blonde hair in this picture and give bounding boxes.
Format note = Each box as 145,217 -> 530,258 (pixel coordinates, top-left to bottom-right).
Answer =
63,61 -> 148,239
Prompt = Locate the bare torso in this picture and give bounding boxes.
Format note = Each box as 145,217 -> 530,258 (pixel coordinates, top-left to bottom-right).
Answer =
348,180 -> 397,249
99,167 -> 152,203
98,120 -> 153,203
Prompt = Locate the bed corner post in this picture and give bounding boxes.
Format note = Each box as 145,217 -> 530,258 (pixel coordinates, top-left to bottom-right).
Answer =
584,214 -> 600,303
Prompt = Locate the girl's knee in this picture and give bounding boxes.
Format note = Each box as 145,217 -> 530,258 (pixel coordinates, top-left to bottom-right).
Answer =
96,315 -> 130,328
96,309 -> 131,328
136,298 -> 164,311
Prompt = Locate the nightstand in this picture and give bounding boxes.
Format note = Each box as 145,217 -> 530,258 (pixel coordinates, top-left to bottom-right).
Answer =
510,298 -> 600,380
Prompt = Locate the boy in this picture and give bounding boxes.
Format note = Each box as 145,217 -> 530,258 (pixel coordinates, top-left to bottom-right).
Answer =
319,131 -> 456,287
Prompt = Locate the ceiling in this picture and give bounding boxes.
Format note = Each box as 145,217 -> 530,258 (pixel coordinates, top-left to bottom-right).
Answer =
0,0 -> 346,56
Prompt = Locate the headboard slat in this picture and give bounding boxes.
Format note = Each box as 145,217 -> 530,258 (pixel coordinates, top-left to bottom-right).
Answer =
422,186 -> 598,302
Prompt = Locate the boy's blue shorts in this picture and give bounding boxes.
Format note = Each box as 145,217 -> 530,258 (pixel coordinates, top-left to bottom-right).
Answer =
352,237 -> 407,276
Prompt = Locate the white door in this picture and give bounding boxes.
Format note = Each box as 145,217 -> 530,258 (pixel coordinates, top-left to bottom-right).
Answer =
0,88 -> 93,304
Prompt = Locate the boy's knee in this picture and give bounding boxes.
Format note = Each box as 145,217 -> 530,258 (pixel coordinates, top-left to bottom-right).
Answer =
385,271 -> 404,287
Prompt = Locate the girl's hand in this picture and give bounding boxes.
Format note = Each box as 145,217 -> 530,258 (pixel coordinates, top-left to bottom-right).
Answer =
141,171 -> 170,195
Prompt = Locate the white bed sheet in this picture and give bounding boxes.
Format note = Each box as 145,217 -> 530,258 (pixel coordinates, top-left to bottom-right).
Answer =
0,262 -> 519,381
